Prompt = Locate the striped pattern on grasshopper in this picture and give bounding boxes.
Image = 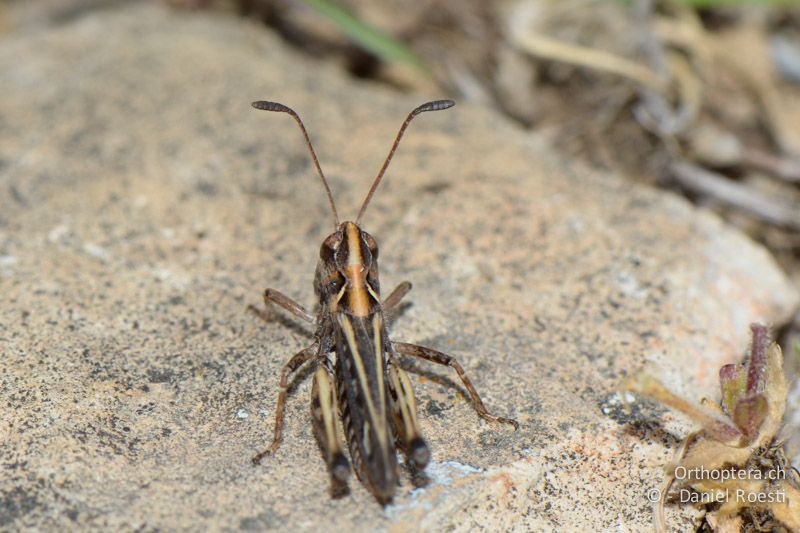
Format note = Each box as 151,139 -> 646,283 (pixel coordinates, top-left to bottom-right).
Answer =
249,100 -> 518,503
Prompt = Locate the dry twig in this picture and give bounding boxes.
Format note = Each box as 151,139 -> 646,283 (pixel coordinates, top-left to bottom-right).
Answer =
511,31 -> 664,91
671,160 -> 800,230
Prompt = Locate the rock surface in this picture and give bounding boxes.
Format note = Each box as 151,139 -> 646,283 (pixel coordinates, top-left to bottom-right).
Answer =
0,4 -> 797,531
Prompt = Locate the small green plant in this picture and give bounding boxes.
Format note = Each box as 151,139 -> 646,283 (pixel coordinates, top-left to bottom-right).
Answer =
625,324 -> 800,531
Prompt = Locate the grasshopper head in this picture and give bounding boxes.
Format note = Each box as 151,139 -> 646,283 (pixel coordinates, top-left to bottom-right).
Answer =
317,221 -> 380,316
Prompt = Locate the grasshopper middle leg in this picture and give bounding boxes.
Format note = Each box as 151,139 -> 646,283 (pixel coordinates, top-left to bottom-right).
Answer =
252,344 -> 318,465
393,341 -> 519,430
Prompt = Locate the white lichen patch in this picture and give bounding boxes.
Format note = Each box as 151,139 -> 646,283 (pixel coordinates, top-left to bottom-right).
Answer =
83,242 -> 112,262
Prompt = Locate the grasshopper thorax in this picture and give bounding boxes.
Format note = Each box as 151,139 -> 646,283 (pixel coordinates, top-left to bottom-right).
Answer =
316,221 -> 380,317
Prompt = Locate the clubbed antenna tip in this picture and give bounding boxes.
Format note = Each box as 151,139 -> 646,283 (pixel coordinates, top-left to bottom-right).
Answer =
252,101 -> 291,113
356,100 -> 455,224
251,100 -> 340,229
414,100 -> 455,114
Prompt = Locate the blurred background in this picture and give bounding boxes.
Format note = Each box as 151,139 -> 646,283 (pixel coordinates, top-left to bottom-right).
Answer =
5,0 -> 800,419
6,0 -> 799,285
2,0 -> 800,523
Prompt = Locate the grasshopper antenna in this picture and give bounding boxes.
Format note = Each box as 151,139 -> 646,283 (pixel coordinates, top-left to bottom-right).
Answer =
252,101 -> 340,230
355,100 -> 455,225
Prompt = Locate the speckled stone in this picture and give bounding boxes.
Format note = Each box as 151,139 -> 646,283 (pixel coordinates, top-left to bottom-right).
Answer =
0,4 -> 797,531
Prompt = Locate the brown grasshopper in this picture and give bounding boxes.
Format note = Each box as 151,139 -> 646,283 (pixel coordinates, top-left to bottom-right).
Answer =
249,99 -> 518,503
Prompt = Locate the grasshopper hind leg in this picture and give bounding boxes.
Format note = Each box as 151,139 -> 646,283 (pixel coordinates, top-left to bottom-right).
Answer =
387,362 -> 431,472
311,366 -> 351,497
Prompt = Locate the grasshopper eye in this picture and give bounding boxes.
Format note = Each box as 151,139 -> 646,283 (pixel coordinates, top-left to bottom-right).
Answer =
320,232 -> 341,262
363,232 -> 378,261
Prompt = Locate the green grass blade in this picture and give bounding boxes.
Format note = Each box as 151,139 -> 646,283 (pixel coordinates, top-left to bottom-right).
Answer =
300,0 -> 426,70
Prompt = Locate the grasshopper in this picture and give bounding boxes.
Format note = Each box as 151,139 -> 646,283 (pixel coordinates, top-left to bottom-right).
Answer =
250,99 -> 518,503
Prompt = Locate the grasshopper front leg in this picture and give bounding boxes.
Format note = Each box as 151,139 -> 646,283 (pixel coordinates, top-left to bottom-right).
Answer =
393,342 -> 519,430
247,288 -> 315,326
252,344 -> 318,464
382,281 -> 412,312
311,366 -> 351,496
